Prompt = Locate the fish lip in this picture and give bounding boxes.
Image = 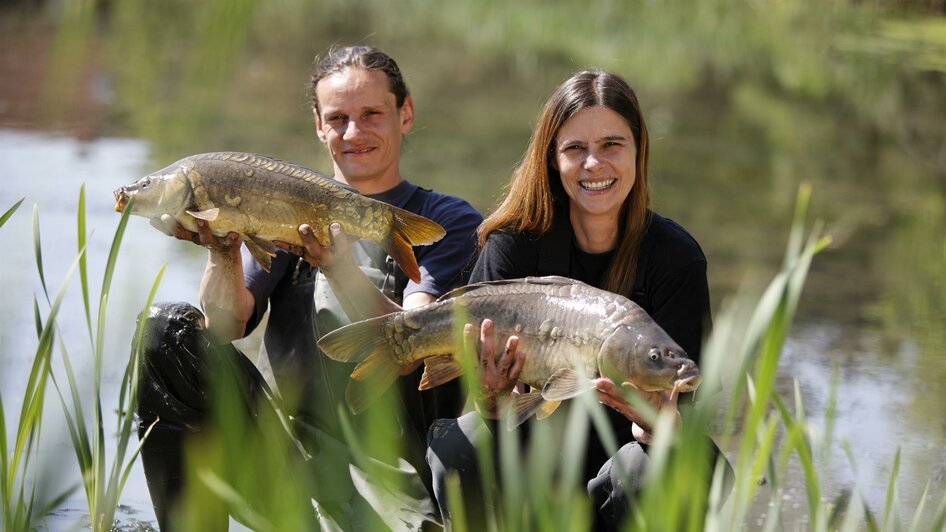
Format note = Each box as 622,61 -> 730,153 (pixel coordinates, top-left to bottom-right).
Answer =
113,188 -> 128,212
674,374 -> 702,393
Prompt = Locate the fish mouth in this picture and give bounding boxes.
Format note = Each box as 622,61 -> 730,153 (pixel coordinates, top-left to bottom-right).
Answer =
579,178 -> 616,191
113,188 -> 129,212
671,361 -> 702,392
672,374 -> 702,394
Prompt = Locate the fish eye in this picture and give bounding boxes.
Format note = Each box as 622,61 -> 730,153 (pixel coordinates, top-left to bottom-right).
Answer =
649,348 -> 660,361
140,178 -> 151,189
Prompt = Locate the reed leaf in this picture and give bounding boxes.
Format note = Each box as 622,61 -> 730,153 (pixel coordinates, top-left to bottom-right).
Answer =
883,447 -> 902,531
928,489 -> 946,532
0,197 -> 24,229
77,184 -> 93,343
31,207 -> 53,315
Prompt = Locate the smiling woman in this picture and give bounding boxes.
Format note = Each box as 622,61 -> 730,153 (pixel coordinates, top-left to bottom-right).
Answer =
553,106 -> 638,253
425,70 -> 730,530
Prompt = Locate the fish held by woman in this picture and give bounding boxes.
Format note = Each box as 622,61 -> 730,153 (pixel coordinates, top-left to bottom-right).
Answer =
317,276 -> 701,421
113,151 -> 445,282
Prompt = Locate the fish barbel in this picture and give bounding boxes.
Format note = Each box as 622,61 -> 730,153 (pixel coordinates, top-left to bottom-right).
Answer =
113,152 -> 445,282
317,276 -> 701,420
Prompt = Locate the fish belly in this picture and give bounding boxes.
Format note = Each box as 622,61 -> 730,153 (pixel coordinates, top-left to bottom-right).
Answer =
187,153 -> 392,245
386,284 -> 611,386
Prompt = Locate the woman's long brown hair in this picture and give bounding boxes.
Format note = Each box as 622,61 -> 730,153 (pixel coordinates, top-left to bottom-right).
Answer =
478,70 -> 651,296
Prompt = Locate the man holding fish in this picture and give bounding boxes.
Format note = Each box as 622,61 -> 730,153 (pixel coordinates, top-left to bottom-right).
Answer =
128,46 -> 482,530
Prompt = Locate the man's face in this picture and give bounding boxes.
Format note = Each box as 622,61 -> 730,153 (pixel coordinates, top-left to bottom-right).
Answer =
315,67 -> 414,193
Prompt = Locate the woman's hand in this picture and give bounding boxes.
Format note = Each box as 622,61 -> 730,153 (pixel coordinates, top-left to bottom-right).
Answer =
467,318 -> 523,419
593,378 -> 681,443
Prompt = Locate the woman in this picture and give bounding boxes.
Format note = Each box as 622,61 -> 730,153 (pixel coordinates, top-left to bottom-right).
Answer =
426,70 -> 727,530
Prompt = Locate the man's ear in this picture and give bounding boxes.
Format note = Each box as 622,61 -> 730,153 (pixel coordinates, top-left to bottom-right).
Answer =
314,108 -> 327,143
399,95 -> 415,135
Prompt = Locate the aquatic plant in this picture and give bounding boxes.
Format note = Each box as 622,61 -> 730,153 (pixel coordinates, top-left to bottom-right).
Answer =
45,187 -> 166,532
1,197 -> 76,531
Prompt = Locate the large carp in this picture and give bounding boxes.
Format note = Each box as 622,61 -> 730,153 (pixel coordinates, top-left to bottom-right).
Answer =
318,276 -> 701,419
113,152 -> 445,282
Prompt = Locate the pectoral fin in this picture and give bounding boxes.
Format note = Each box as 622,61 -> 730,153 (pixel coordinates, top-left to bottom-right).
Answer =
186,207 -> 219,221
419,355 -> 463,390
508,391 -> 545,429
244,235 -> 277,273
536,400 -> 562,420
541,368 -> 592,401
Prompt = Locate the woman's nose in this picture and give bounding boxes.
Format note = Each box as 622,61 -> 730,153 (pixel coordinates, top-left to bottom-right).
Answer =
583,151 -> 603,171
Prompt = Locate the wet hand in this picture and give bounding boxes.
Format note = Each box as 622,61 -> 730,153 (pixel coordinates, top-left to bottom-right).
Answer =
593,378 -> 680,436
157,214 -> 240,257
276,223 -> 352,270
467,318 -> 523,419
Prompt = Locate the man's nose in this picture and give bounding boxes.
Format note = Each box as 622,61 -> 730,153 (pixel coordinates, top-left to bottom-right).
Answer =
343,119 -> 363,139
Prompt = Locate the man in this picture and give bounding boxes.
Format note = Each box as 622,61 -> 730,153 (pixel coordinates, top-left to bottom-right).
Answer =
136,46 -> 482,530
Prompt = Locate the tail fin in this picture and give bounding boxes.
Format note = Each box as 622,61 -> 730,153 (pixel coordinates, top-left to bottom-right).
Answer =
382,208 -> 446,284
317,316 -> 402,414
346,352 -> 401,415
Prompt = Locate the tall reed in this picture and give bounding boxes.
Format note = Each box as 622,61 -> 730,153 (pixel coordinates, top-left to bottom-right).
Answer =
42,187 -> 167,531
1,197 -> 76,531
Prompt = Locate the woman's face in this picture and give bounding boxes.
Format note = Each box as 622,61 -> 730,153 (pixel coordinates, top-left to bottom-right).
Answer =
553,106 -> 637,221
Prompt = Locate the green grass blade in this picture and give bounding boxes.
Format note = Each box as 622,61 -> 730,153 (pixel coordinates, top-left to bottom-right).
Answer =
32,204 -> 50,304
0,197 -> 24,229
0,389 -> 8,521
198,469 -> 273,532
77,184 -> 93,343
773,390 -> 821,521
6,249 -> 83,530
50,370 -> 94,510
32,295 -> 42,340
907,480 -> 931,532
103,265 -> 166,524
98,196 -> 133,320
882,447 -> 902,530
928,488 -> 946,532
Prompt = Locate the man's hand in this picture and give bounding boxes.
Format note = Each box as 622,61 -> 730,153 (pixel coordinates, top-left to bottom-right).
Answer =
154,214 -> 241,258
468,318 -> 523,419
275,223 -> 356,272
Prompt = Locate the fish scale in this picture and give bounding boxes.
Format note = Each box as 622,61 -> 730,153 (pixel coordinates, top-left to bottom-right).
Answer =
319,276 -> 701,417
113,151 -> 446,281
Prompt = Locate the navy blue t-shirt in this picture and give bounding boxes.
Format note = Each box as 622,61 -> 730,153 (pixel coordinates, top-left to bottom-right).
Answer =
240,179 -> 481,419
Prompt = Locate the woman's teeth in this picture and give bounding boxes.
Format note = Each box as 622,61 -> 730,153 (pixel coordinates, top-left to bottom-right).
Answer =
580,179 -> 615,191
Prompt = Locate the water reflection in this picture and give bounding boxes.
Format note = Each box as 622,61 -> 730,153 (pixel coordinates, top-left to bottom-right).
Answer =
1,0 -> 945,529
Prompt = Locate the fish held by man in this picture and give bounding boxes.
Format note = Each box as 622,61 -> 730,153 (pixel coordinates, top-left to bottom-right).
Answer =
113,151 -> 446,282
317,276 -> 701,421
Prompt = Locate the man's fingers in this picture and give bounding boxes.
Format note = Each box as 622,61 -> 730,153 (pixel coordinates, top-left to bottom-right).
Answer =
329,223 -> 351,256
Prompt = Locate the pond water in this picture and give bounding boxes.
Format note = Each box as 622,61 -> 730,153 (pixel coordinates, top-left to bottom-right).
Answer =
1,2 -> 944,530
